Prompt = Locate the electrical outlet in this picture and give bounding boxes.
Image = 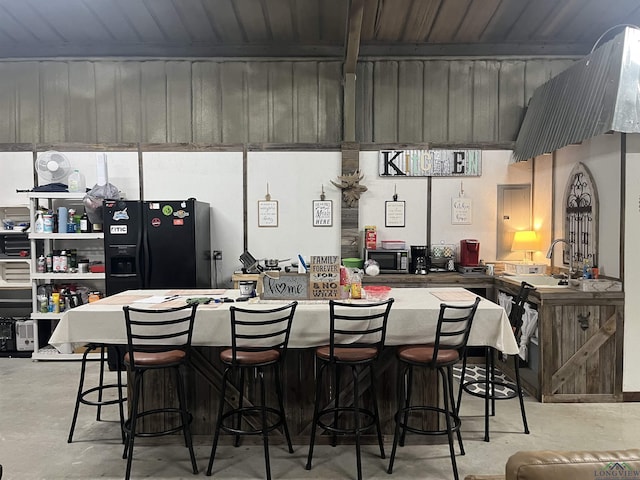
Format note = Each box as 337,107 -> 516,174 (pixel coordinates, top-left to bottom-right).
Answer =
213,250 -> 222,260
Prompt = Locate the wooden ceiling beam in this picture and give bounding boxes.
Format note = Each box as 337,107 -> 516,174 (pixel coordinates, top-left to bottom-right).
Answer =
344,0 -> 365,74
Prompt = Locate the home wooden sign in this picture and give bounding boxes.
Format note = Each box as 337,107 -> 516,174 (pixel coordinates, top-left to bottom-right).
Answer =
261,273 -> 309,300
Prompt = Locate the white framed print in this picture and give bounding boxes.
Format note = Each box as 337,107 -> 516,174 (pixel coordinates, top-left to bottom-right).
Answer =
451,197 -> 472,224
385,200 -> 405,227
258,200 -> 279,227
312,200 -> 333,227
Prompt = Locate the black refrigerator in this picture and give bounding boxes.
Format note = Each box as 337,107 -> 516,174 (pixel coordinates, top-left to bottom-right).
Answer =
103,199 -> 211,295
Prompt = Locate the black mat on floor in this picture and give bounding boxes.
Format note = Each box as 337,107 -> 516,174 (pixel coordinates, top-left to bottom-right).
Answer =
453,365 -> 525,399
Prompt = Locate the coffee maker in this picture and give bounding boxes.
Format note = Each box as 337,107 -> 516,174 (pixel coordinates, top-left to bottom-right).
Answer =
459,239 -> 480,266
410,245 -> 429,275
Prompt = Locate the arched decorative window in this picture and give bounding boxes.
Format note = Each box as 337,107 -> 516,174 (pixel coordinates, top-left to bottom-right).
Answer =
563,162 -> 598,268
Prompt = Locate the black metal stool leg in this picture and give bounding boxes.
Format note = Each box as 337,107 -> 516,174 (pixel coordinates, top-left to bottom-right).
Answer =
235,367 -> 245,448
352,365 -> 362,480
490,349 -> 497,416
114,348 -> 126,444
258,368 -> 272,480
456,350 -> 469,415
68,345 -> 94,443
399,365 -> 413,447
124,372 -> 142,480
207,367 -> 230,476
387,362 -> 408,474
175,366 -> 198,474
440,367 -> 460,480
274,366 -> 294,453
305,361 -> 324,470
96,345 -> 106,421
447,365 -> 464,455
332,363 -> 341,447
514,354 -> 530,434
369,362 -> 385,459
484,346 -> 491,442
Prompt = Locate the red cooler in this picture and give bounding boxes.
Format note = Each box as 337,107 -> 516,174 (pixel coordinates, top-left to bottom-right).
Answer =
459,239 -> 480,266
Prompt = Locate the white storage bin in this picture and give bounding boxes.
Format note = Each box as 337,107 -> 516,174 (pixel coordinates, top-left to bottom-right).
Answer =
504,262 -> 546,275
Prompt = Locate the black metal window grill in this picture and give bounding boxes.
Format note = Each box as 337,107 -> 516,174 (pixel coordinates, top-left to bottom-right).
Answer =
564,163 -> 598,268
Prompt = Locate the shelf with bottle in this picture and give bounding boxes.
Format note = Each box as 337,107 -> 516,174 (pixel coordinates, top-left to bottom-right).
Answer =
28,193 -> 105,361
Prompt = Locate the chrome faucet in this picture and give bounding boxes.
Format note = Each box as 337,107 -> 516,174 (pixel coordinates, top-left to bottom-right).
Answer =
546,238 -> 575,277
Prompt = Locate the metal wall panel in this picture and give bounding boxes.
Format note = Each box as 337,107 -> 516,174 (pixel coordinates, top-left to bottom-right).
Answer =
357,57 -> 577,144
0,57 -> 576,146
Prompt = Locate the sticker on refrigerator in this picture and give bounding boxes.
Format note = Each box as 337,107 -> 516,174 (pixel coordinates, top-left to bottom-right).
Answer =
173,219 -> 184,226
148,203 -> 160,210
162,205 -> 173,216
151,217 -> 161,227
110,225 -> 128,234
112,208 -> 129,221
173,210 -> 189,219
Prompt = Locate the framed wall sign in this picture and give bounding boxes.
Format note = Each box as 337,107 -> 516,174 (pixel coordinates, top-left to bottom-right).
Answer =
451,197 -> 472,224
385,200 -> 405,227
312,200 -> 333,227
258,200 -> 279,227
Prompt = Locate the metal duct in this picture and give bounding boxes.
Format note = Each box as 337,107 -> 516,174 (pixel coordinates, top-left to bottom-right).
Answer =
513,27 -> 640,162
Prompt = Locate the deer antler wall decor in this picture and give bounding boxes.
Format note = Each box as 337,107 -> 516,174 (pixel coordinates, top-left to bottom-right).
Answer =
331,170 -> 368,207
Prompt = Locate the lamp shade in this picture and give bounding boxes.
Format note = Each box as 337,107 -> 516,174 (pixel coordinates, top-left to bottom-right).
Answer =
512,230 -> 539,251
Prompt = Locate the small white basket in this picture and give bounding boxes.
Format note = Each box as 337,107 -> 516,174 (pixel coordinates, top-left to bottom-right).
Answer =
504,262 -> 546,275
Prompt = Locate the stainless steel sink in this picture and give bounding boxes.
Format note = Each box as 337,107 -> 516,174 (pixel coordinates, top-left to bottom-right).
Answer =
500,274 -> 570,288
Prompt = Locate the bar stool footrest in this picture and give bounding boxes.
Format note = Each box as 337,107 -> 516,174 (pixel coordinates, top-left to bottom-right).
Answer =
123,408 -> 193,438
79,383 -> 127,407
317,406 -> 377,435
395,406 -> 461,436
219,406 -> 285,436
462,379 -> 518,400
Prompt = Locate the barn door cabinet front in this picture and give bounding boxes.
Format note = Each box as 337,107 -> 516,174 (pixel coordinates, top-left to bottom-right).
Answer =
539,297 -> 624,403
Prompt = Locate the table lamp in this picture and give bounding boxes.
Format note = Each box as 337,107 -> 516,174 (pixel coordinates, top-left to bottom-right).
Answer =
512,230 -> 539,263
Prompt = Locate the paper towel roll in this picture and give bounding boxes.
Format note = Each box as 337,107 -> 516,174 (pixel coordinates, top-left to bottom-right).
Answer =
96,152 -> 108,186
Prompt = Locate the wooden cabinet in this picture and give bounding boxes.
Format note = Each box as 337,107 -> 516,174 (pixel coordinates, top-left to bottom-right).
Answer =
495,279 -> 624,403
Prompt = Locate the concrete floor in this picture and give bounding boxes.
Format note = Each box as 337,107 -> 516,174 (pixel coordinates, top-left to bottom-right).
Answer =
1,357 -> 639,480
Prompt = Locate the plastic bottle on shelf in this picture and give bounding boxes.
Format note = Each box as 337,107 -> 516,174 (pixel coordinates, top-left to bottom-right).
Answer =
68,169 -> 86,193
34,211 -> 44,233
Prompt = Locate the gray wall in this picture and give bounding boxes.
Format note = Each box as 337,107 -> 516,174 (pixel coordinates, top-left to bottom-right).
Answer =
0,58 -> 575,145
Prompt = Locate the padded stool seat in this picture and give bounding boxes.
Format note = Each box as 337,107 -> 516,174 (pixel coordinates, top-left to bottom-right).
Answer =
68,343 -> 126,444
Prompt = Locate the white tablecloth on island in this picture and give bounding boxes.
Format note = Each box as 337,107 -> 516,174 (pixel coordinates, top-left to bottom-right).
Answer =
49,287 -> 518,355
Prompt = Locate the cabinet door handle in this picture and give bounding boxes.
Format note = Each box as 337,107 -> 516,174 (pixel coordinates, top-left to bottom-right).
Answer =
577,312 -> 591,331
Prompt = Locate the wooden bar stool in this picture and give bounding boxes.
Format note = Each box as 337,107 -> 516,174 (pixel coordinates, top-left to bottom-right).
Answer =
306,298 -> 394,480
206,301 -> 298,480
388,297 -> 480,480
122,303 -> 199,480
457,281 -> 535,441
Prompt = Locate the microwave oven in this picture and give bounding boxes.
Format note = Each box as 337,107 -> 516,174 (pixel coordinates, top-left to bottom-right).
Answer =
365,249 -> 409,274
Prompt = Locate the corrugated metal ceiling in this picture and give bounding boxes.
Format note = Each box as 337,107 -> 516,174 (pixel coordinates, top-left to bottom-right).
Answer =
0,0 -> 640,59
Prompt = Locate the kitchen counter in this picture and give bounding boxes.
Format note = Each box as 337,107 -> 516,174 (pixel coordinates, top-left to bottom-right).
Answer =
362,272 -> 493,286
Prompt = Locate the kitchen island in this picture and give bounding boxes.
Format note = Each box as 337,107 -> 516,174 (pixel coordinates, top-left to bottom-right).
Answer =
50,287 -> 516,440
